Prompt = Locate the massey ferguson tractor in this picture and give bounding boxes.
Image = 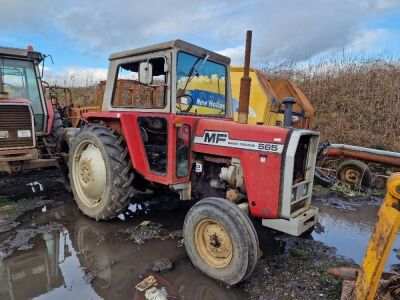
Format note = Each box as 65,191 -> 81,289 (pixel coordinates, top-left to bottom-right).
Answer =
67,32 -> 320,284
0,46 -> 63,174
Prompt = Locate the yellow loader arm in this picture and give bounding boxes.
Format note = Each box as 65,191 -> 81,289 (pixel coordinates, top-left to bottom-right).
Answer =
355,173 -> 400,299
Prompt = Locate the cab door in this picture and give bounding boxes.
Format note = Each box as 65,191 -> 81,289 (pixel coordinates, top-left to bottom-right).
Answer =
175,123 -> 191,179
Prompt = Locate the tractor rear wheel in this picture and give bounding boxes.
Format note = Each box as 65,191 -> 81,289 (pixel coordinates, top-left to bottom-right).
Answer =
69,125 -> 135,220
183,197 -> 259,285
48,110 -> 63,145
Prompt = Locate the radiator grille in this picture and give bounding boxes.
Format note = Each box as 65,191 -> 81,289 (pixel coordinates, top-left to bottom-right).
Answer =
0,104 -> 35,149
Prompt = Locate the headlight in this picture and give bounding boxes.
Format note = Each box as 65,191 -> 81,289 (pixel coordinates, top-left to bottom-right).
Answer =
17,130 -> 31,138
0,130 -> 9,139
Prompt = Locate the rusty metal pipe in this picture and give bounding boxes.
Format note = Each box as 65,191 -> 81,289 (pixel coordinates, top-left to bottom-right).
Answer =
326,144 -> 400,167
238,30 -> 252,124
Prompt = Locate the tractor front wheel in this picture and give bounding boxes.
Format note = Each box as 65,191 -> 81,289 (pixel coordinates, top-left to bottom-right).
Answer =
183,197 -> 259,285
69,125 -> 135,220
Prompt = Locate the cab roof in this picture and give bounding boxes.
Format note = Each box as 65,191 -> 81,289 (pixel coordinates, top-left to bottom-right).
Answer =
0,46 -> 44,63
109,39 -> 231,65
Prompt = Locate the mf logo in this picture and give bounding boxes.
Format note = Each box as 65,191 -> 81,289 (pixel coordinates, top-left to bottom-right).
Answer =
204,132 -> 228,144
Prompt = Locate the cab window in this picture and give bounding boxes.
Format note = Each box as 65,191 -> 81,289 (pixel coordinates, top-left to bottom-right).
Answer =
112,57 -> 166,108
176,51 -> 227,116
0,58 -> 45,131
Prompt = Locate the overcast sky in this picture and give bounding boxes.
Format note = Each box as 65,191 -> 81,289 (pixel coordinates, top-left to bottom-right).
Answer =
1,0 -> 400,85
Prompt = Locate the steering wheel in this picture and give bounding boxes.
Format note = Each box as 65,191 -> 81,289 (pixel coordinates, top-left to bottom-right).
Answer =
176,94 -> 195,113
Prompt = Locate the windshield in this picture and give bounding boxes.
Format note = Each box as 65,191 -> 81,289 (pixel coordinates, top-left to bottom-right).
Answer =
176,51 -> 227,116
0,58 -> 45,131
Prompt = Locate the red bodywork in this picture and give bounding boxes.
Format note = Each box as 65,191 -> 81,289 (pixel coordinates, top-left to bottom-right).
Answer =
84,112 -> 290,219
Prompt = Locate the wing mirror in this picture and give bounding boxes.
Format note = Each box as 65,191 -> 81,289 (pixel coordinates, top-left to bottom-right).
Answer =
139,61 -> 153,85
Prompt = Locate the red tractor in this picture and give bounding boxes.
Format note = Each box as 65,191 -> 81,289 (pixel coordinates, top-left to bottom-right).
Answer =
0,46 -> 64,174
67,37 -> 319,284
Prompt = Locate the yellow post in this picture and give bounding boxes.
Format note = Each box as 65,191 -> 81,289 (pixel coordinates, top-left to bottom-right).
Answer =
354,173 -> 400,299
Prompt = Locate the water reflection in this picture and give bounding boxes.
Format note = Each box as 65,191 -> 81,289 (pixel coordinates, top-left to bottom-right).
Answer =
312,202 -> 400,270
2,170 -> 398,299
0,199 -> 246,300
0,231 -> 64,300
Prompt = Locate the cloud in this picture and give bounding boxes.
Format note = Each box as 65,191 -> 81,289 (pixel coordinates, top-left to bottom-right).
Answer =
1,0 -> 399,63
217,46 -> 245,65
43,67 -> 108,87
345,28 -> 392,52
0,0 -> 59,30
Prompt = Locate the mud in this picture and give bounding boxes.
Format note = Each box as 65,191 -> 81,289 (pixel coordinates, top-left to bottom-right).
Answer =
0,222 -> 63,258
151,258 -> 174,273
0,197 -> 54,233
243,236 -> 356,299
119,222 -> 183,246
0,171 -> 398,300
313,184 -> 383,209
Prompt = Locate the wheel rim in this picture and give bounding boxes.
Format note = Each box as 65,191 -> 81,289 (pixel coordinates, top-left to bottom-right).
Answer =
341,168 -> 361,184
194,218 -> 233,268
73,140 -> 107,208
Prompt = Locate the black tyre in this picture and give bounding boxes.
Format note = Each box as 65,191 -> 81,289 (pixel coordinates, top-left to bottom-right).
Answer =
69,125 -> 135,220
314,167 -> 334,187
183,197 -> 259,285
48,110 -> 63,144
337,159 -> 372,187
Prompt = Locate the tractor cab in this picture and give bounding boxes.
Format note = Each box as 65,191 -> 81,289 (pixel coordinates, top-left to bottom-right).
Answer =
0,46 -> 48,133
93,40 -> 233,180
102,40 -> 232,117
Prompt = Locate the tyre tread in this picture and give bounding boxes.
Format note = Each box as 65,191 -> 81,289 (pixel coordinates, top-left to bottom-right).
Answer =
69,125 -> 135,220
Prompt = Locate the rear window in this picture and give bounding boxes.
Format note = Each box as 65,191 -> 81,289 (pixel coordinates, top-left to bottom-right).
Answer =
112,57 -> 166,108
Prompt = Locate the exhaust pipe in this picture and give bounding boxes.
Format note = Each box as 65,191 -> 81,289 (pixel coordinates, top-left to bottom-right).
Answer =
283,97 -> 296,127
238,30 -> 252,124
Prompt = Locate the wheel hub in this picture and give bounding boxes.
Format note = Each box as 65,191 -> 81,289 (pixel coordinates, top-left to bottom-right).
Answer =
80,161 -> 93,184
343,169 -> 361,184
195,219 -> 233,268
73,142 -> 107,207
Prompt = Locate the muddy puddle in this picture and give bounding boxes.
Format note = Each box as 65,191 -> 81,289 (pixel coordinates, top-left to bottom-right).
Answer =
0,171 -> 247,300
312,194 -> 400,272
0,170 -> 399,300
